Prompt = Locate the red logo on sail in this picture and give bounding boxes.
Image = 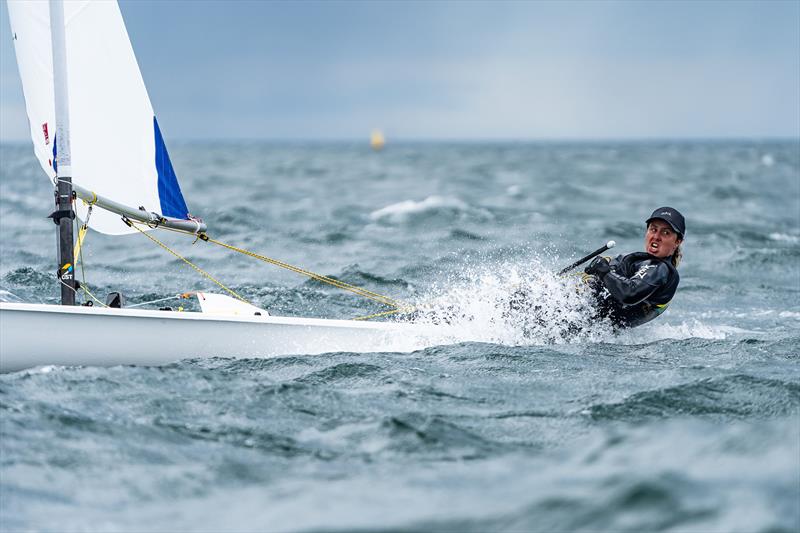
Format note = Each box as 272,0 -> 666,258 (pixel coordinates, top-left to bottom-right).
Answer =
42,123 -> 50,145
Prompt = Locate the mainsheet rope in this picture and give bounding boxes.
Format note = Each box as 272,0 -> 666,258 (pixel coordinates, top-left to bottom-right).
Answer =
124,218 -> 250,305
200,235 -> 417,319
201,236 -> 406,309
124,220 -> 412,320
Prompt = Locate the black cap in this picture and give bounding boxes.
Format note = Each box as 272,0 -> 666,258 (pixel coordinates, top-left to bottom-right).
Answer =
646,207 -> 685,237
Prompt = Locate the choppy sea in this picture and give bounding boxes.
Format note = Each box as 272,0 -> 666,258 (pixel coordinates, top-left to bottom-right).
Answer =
1,140 -> 798,532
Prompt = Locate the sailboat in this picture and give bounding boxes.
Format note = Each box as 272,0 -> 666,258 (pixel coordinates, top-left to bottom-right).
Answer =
0,0 -> 446,373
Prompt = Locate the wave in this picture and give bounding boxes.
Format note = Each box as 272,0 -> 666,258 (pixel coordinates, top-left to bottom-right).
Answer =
604,221 -> 643,239
297,265 -> 412,304
334,265 -> 412,290
377,413 -> 497,458
3,267 -> 53,288
615,320 -> 733,342
294,362 -> 383,385
2,268 -> 60,304
729,247 -> 800,269
368,195 -> 493,225
450,228 -> 485,241
293,411 -> 505,460
688,223 -> 800,247
152,416 -> 311,458
769,232 -> 800,244
711,184 -> 750,200
585,374 -> 800,421
187,355 -> 316,373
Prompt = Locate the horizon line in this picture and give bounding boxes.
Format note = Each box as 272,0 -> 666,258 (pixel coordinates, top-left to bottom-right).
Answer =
1,136 -> 798,146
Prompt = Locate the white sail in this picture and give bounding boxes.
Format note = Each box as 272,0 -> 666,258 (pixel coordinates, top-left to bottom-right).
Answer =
7,0 -> 192,235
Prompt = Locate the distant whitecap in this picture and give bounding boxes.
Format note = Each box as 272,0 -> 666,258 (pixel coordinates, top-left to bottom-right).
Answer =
369,195 -> 471,223
769,232 -> 799,243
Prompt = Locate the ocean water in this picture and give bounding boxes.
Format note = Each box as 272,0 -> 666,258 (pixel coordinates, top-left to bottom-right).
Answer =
1,140 -> 798,532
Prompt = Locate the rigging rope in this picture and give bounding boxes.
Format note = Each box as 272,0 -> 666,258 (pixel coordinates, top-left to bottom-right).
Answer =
125,293 -> 193,309
69,199 -> 107,307
352,306 -> 415,321
122,219 -> 413,319
123,217 -> 414,320
66,204 -> 410,319
200,235 -> 408,310
124,219 -> 250,304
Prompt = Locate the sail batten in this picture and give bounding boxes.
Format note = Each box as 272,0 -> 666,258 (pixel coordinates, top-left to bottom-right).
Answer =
7,0 -> 197,235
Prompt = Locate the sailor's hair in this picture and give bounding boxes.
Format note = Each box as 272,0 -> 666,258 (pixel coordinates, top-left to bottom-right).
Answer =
672,244 -> 683,268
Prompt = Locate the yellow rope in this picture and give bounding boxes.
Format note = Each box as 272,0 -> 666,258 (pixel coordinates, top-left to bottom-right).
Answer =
202,235 -> 408,310
79,283 -> 109,308
67,200 -> 109,307
127,220 -> 250,304
73,224 -> 88,261
353,306 -> 417,321
122,222 -> 412,320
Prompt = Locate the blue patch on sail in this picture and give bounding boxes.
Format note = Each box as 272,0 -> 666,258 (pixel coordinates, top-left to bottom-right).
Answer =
154,117 -> 189,219
52,134 -> 57,173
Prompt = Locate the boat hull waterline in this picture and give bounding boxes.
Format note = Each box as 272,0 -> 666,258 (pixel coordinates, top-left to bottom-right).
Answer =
0,303 -> 447,373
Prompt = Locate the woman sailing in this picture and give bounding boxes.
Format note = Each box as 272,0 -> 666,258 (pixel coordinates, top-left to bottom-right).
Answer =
584,207 -> 685,328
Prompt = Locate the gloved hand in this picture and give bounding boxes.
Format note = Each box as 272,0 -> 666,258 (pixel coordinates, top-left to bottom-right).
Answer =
585,256 -> 610,278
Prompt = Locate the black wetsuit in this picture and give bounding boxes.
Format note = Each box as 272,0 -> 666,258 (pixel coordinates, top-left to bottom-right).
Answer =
592,252 -> 680,328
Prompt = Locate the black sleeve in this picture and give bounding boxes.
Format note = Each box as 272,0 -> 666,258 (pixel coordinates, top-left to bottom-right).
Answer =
601,261 -> 670,306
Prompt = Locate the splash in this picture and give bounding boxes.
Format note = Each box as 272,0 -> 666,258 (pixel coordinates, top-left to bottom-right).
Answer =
406,259 -> 615,345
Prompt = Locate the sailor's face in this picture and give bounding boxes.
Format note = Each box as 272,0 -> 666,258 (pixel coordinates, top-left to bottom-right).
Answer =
645,219 -> 682,259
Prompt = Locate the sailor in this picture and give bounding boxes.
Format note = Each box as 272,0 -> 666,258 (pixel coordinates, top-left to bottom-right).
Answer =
584,207 -> 685,328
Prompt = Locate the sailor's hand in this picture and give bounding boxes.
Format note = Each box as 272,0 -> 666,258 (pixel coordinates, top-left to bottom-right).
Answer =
585,256 -> 610,278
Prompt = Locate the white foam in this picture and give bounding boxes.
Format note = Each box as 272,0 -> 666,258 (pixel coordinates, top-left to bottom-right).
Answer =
369,195 -> 491,223
768,232 -> 799,243
25,365 -> 65,375
408,261 -> 615,346
405,260 -> 741,346
615,320 -> 730,343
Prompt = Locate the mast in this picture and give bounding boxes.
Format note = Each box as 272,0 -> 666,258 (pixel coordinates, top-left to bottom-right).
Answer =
49,0 -> 75,305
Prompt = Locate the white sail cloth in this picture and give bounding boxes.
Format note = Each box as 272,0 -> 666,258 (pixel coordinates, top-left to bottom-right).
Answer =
7,0 -> 190,235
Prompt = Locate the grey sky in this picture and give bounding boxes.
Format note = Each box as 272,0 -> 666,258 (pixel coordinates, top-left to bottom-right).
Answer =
1,0 -> 798,141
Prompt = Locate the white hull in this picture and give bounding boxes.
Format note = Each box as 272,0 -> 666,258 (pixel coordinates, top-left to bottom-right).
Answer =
0,302 -> 447,373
